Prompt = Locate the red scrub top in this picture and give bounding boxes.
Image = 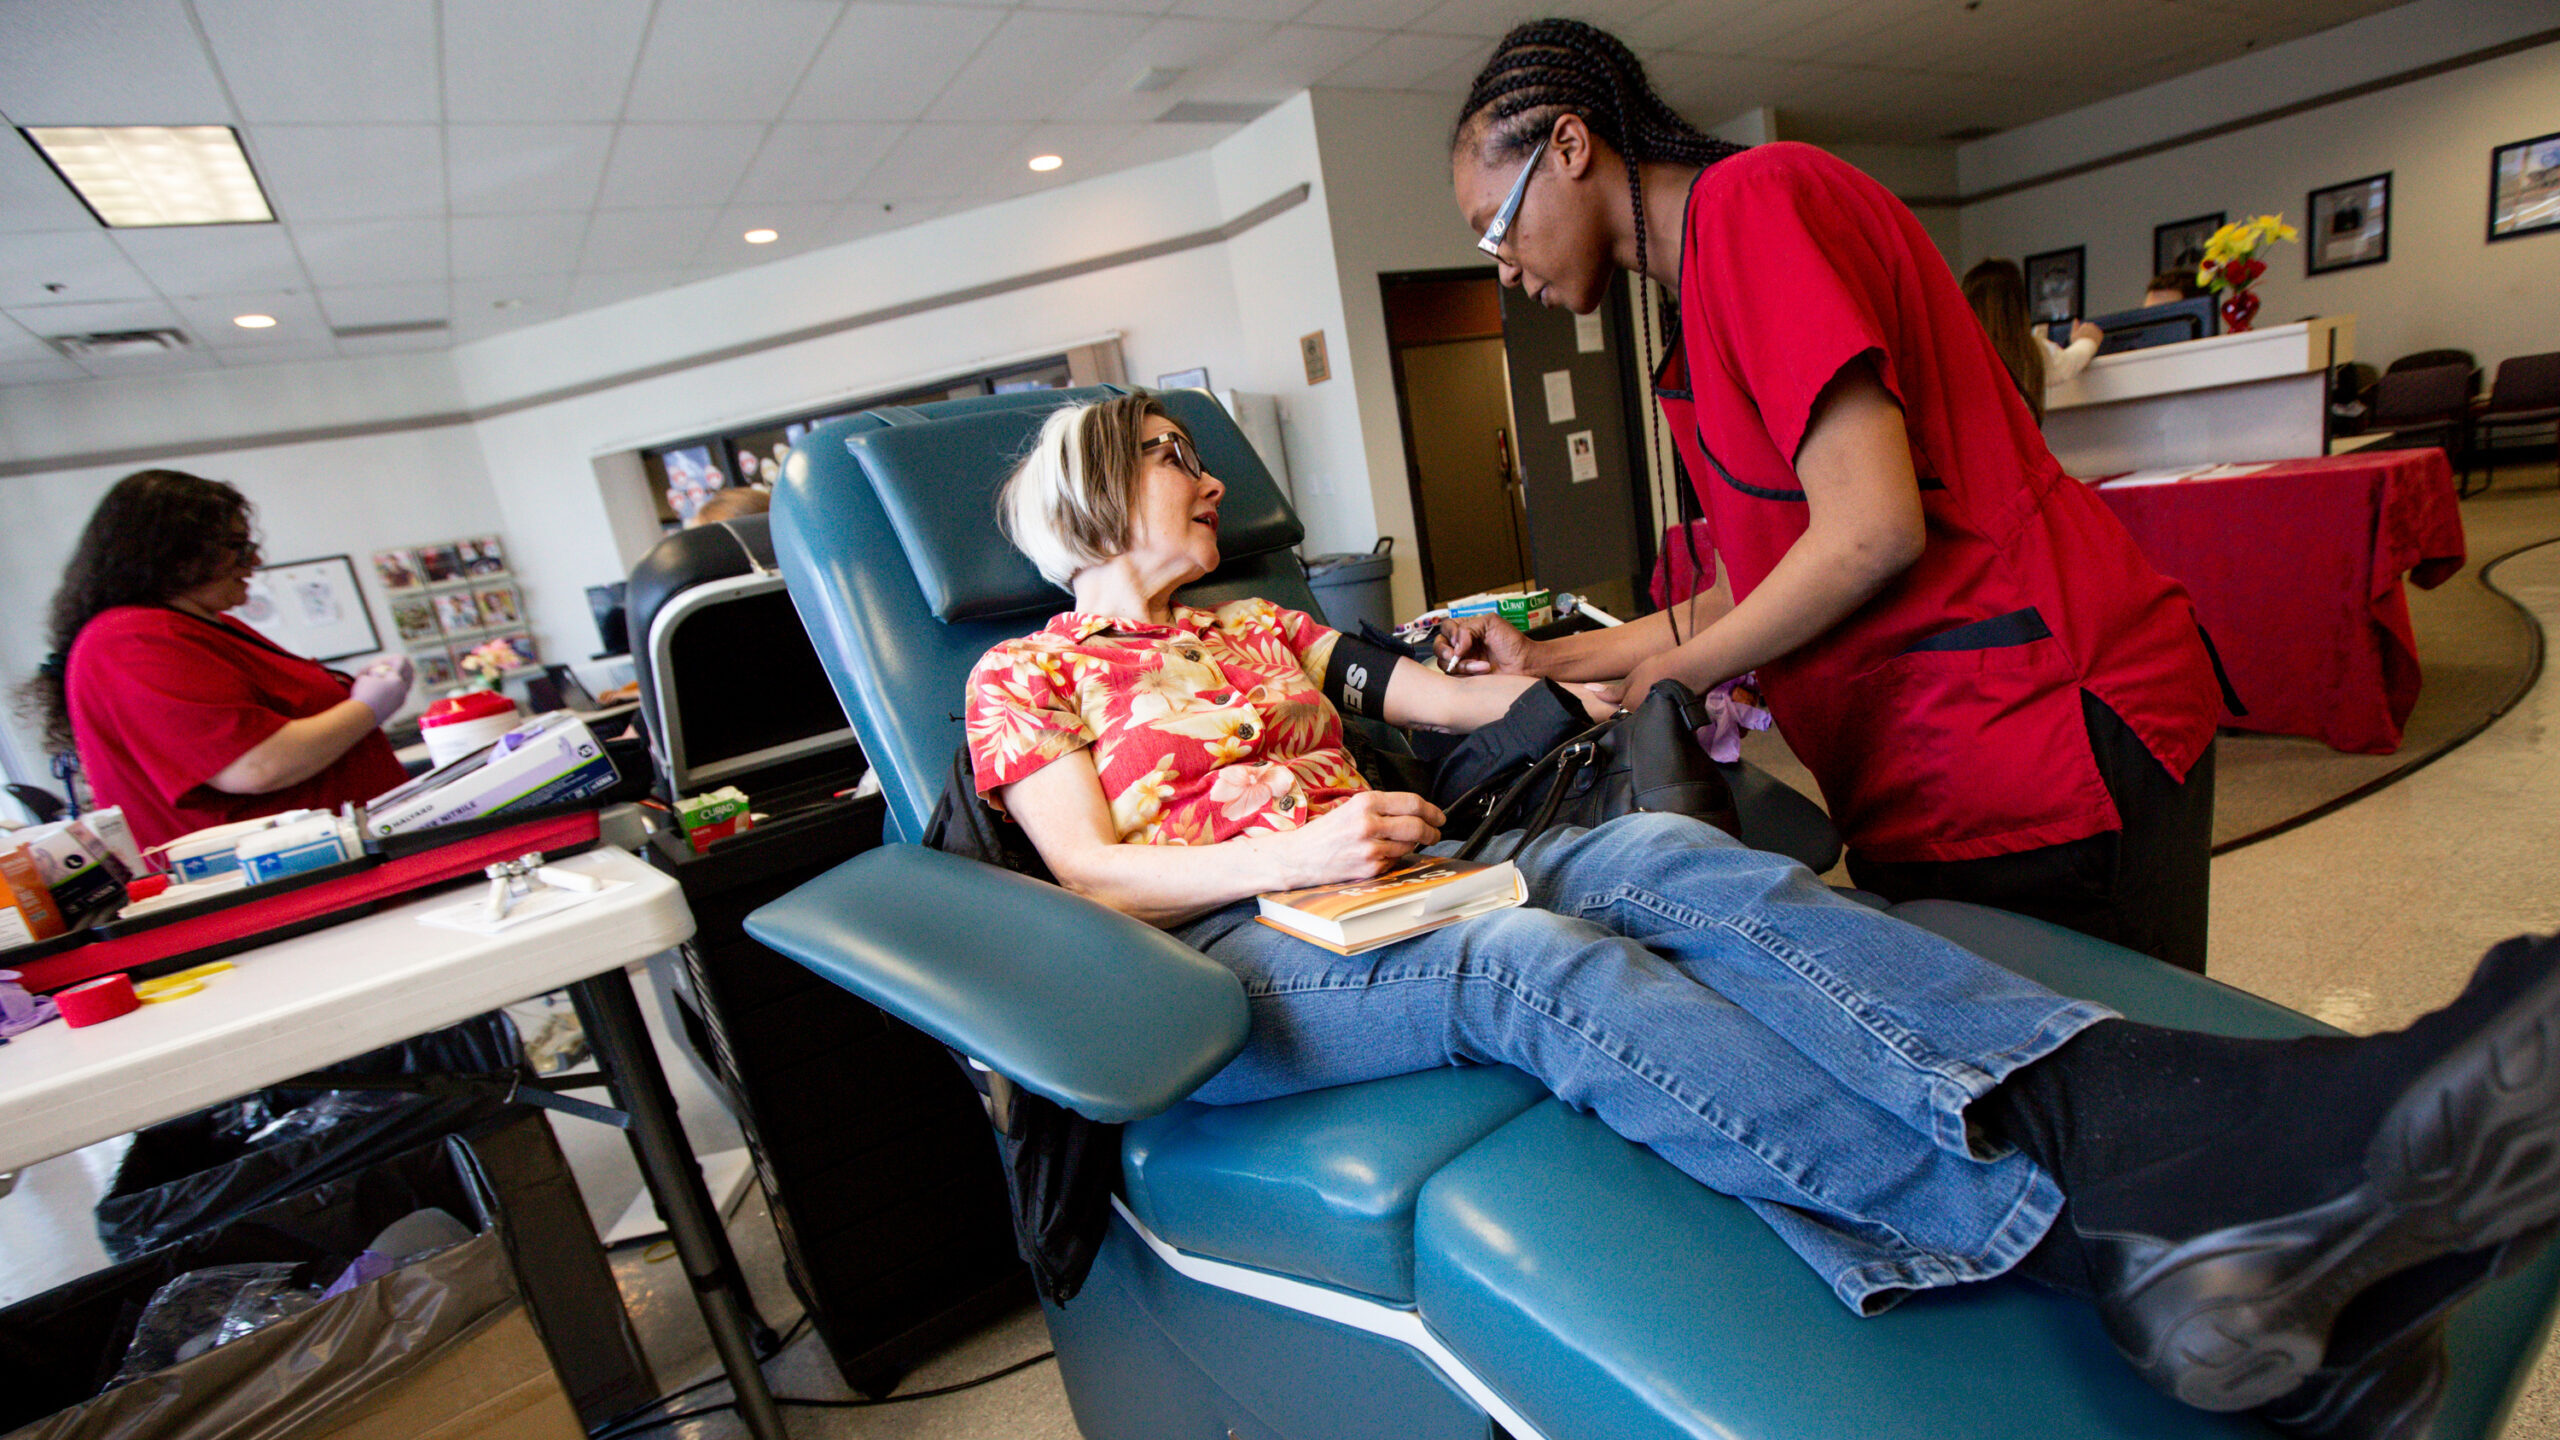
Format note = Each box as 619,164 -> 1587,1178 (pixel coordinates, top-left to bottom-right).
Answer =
1658,144 -> 2220,864
65,607 -> 411,851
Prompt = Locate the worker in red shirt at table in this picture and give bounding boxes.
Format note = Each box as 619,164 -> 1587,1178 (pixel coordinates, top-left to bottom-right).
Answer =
1441,22 -> 2230,972
26,470 -> 414,852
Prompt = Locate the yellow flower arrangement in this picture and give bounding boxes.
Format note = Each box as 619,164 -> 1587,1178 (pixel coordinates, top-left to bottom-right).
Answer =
2195,214 -> 2299,293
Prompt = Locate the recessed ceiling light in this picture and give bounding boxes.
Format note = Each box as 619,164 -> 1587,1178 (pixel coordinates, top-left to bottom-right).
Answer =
23,125 -> 274,228
743,228 -> 779,244
232,313 -> 276,329
1028,154 -> 1064,173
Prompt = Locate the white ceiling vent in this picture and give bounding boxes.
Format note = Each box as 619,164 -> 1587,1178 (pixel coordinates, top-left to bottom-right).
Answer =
48,329 -> 191,360
1154,101 -> 1270,125
332,320 -> 449,340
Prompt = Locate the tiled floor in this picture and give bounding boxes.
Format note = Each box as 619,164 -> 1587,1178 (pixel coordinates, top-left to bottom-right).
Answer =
5,461 -> 2556,1438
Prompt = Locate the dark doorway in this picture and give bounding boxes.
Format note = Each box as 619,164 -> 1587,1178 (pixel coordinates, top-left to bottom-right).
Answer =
1384,270 -> 1529,605
1497,271 -> 1650,618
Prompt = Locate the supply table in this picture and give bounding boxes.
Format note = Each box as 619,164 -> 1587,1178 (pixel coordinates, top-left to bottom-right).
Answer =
2094,449 -> 2466,754
0,846 -> 788,1440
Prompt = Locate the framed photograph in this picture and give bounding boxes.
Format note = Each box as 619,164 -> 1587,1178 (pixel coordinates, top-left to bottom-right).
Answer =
416,542 -> 465,586
2154,212 -> 2226,279
2306,174 -> 2390,274
389,593 -> 441,645
460,535 -> 508,577
2489,131 -> 2560,242
413,651 -> 456,690
1156,367 -> 1210,391
473,583 -> 522,628
371,548 -> 424,592
2022,246 -> 2085,325
432,590 -> 483,635
228,554 -> 382,663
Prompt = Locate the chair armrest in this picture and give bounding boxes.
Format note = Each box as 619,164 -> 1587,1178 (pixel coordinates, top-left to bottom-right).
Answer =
744,844 -> 1249,1123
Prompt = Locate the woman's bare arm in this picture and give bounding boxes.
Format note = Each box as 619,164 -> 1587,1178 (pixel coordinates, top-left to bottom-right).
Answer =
206,700 -> 382,795
1000,748 -> 1444,927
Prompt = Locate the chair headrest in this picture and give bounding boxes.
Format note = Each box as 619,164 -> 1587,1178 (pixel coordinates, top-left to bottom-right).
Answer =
855,388 -> 1303,623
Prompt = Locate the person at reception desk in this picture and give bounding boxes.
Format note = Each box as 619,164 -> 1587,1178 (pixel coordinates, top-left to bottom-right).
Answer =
1963,258 -> 2103,418
1442,20 -> 2226,971
2143,270 -> 2206,308
28,470 -> 414,850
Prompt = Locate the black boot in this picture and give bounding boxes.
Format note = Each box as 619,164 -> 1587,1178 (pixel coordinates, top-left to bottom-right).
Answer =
1985,933 -> 2560,1413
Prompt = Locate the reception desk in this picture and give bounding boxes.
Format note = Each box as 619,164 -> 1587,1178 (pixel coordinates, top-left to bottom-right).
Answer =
2045,317 -> 2354,475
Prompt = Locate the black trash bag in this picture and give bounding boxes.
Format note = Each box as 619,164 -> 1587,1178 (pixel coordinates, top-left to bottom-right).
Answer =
95,1012 -> 521,1261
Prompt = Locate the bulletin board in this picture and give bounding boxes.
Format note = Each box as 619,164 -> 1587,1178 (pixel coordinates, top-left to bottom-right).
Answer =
232,554 -> 383,662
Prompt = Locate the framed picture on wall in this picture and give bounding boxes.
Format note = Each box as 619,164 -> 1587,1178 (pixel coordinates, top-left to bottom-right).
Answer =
2022,247 -> 2085,325
229,555 -> 382,663
2488,130 -> 2560,242
2307,173 -> 2390,274
2154,212 -> 2225,280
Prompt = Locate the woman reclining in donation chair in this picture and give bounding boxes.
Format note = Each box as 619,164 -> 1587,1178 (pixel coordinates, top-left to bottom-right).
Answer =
963,392 -> 2560,1439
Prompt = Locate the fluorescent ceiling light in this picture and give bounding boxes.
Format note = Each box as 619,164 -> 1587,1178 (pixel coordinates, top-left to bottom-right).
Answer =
232,313 -> 276,329
1028,154 -> 1063,172
743,228 -> 779,244
24,125 -> 274,228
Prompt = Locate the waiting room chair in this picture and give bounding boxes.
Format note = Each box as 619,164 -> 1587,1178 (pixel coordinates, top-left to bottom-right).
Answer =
742,386 -> 2560,1440
2387,348 -> 2482,397
2474,352 -> 2560,490
2370,363 -> 2478,491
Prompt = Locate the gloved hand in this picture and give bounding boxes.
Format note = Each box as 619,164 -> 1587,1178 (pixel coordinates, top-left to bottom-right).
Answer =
350,655 -> 414,726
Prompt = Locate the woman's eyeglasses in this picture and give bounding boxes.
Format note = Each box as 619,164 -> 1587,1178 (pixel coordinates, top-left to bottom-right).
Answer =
1141,431 -> 1204,479
1476,133 -> 1553,258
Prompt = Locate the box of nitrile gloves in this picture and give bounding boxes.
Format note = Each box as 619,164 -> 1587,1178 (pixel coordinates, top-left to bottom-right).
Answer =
363,713 -> 619,838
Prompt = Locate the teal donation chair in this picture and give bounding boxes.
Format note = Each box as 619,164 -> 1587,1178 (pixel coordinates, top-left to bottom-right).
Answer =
744,386 -> 2560,1440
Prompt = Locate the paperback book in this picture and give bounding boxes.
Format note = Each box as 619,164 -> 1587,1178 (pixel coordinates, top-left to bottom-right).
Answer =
1255,856 -> 1525,955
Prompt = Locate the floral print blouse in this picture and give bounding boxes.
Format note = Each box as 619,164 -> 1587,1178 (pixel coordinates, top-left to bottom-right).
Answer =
965,599 -> 1367,846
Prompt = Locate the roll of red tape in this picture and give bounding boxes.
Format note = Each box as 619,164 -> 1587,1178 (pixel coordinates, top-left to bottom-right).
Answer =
58,973 -> 140,1027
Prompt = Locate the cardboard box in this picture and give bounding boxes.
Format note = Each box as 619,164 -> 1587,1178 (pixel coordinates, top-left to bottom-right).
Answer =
675,786 -> 751,852
0,846 -> 65,942
1447,587 -> 1555,632
305,1303 -> 585,1440
363,714 -> 618,837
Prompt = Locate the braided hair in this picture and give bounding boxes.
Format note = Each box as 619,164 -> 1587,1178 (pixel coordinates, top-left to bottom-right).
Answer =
1452,18 -> 1742,336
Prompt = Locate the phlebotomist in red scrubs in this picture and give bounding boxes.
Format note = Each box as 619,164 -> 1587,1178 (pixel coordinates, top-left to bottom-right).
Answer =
29,470 -> 415,852
1440,21 -> 2227,971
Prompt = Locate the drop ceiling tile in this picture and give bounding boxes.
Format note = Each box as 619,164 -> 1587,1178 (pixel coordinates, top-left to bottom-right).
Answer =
1324,31 -> 1484,89
447,126 -> 615,214
317,282 -> 451,329
196,0 -> 440,123
5,297 -> 189,343
0,231 -> 158,308
452,273 -> 574,330
851,124 -> 1035,198
335,326 -> 452,356
443,0 -> 655,123
1043,0 -> 1178,15
0,138 -> 111,233
580,207 -> 722,270
730,123 -> 904,204
1166,0 -> 1309,20
926,11 -> 1160,123
1098,120 -> 1243,170
1189,23 -> 1384,98
1295,0 -> 1428,26
1613,2 -> 1721,51
168,288 -> 331,346
1055,16 -> 1279,121
111,223 -> 304,295
451,212 -> 591,279
624,0 -> 847,122
595,124 -> 768,210
1407,0 -> 1537,40
1008,123 -> 1146,188
0,320 -> 61,365
0,356 -> 89,386
249,125 -> 445,220
292,219 -> 450,287
788,5 -> 1009,123
208,338 -> 341,366
704,201 -> 841,264
819,195 -> 949,243
0,0 -> 235,125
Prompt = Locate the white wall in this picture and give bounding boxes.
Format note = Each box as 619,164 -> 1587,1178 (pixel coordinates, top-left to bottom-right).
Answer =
1959,2 -> 2560,374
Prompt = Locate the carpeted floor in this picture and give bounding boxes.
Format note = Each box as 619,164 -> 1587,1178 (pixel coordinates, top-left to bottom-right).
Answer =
1738,454 -> 2560,864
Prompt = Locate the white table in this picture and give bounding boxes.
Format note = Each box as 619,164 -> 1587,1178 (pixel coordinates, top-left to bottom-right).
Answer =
0,846 -> 787,1438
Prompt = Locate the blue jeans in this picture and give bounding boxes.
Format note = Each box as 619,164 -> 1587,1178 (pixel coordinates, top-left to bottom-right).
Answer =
1171,813 -> 2117,1313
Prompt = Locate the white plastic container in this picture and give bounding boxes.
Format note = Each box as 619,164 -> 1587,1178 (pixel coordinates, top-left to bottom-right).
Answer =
419,690 -> 525,769
237,813 -> 361,884
155,812 -> 314,882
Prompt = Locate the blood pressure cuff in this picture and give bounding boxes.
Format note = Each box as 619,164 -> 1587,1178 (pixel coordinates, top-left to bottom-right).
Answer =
1320,632 -> 1403,722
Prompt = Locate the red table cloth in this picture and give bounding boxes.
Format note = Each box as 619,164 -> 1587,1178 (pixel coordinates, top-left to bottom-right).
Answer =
2095,450 -> 2466,754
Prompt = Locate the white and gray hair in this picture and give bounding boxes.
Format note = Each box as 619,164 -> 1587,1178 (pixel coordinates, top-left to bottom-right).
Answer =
996,393 -> 1180,589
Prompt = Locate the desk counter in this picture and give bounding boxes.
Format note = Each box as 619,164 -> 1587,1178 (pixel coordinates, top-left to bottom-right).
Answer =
2047,317 -> 2354,475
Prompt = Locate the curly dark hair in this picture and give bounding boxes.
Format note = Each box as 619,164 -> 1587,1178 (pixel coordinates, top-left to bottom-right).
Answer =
21,469 -> 256,753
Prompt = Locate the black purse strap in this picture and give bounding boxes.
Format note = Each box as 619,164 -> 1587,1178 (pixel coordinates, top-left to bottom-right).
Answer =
1452,711 -> 1621,861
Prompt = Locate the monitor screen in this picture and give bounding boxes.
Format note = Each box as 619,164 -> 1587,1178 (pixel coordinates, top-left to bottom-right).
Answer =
2058,297 -> 2220,355
588,582 -> 629,657
664,588 -> 853,777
